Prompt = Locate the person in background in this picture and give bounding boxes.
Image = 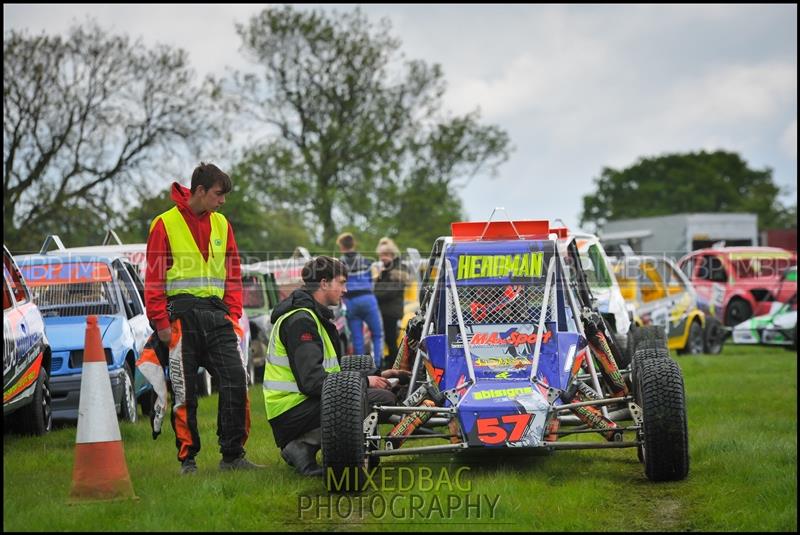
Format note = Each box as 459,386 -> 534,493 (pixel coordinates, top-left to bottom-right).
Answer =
336,232 -> 383,368
373,237 -> 411,370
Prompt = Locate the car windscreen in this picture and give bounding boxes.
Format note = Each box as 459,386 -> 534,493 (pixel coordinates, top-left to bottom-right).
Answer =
731,255 -> 793,279
20,261 -> 120,317
581,243 -> 612,290
242,274 -> 266,308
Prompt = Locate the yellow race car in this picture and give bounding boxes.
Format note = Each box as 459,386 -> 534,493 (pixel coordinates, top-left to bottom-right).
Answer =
612,255 -> 725,355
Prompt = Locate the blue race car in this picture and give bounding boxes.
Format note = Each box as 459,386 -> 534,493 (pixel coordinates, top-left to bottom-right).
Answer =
322,218 -> 689,490
16,236 -> 152,422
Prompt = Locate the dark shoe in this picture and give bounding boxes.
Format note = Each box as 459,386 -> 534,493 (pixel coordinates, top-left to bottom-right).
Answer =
280,440 -> 324,477
180,458 -> 198,475
219,455 -> 265,471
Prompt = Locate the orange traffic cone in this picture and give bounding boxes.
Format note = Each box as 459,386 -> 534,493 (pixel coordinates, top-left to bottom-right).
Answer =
68,315 -> 137,503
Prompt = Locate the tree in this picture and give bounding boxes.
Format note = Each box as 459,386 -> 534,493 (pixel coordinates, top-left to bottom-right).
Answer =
580,150 -> 796,231
3,22 -> 223,252
230,6 -> 511,248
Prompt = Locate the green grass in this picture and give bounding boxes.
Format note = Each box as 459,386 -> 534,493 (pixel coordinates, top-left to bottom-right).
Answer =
4,345 -> 797,531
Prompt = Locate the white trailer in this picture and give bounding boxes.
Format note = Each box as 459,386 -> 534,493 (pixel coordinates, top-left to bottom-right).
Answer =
599,213 -> 758,261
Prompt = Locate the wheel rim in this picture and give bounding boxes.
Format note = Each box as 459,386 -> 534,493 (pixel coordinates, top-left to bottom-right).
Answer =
124,372 -> 137,422
707,323 -> 724,353
42,378 -> 52,432
690,325 -> 704,354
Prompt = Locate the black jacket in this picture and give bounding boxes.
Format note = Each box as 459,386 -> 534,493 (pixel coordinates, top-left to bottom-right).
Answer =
374,257 -> 411,318
269,288 -> 342,398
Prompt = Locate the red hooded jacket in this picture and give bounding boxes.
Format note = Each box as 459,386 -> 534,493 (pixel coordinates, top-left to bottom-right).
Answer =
145,182 -> 243,332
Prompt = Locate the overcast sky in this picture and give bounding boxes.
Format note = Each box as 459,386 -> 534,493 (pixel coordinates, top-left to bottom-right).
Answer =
4,4 -> 797,232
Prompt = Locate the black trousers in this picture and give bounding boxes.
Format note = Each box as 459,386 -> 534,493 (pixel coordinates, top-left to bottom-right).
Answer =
167,297 -> 250,462
269,387 -> 396,449
381,313 -> 402,369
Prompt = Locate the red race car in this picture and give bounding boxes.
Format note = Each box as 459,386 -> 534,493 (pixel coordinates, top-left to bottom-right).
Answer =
677,246 -> 796,326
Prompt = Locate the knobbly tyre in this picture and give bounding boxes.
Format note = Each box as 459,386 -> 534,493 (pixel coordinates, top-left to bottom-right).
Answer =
320,217 -> 689,491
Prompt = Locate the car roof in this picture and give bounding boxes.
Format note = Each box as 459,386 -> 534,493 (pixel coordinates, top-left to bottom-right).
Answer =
688,246 -> 793,256
15,251 -> 123,265
63,244 -> 146,255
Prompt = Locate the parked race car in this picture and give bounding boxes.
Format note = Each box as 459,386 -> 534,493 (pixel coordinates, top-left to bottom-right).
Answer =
321,218 -> 689,490
3,245 -> 52,435
15,236 -> 152,422
732,266 -> 797,349
612,255 -> 725,355
678,246 -> 796,326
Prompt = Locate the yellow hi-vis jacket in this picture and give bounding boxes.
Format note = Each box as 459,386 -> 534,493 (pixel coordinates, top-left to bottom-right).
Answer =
263,308 -> 341,419
150,206 -> 228,299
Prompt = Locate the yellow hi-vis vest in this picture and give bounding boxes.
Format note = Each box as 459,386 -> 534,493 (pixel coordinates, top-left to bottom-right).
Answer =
150,206 -> 228,299
263,308 -> 341,419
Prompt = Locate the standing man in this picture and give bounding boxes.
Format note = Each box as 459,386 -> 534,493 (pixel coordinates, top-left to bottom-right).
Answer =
336,233 -> 383,368
265,256 -> 403,476
145,162 -> 262,475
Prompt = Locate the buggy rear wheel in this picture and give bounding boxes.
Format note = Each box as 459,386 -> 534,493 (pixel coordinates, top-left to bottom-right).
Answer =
630,325 -> 667,354
611,332 -> 631,369
636,357 -> 689,481
340,355 -> 378,373
322,371 -> 370,491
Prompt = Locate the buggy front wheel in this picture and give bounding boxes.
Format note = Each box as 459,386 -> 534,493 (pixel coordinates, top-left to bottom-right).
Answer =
322,371 -> 370,491
636,357 -> 689,481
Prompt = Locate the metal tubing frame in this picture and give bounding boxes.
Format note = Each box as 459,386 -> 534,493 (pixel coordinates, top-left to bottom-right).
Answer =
558,408 -> 633,425
366,440 -> 640,457
369,433 -> 459,441
386,415 -> 451,427
557,249 -> 610,418
369,443 -> 468,457
541,441 -> 639,450
552,395 -> 634,413
444,259 -> 477,383
552,425 -> 641,436
374,405 -> 456,415
406,239 -> 448,398
530,255 -> 557,381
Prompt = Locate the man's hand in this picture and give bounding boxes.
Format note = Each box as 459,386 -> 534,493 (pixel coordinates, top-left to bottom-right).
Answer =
367,376 -> 390,389
380,369 -> 411,380
157,327 -> 172,345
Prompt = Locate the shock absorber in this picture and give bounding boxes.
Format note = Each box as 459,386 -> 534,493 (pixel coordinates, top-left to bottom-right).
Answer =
583,312 -> 628,397
387,399 -> 436,449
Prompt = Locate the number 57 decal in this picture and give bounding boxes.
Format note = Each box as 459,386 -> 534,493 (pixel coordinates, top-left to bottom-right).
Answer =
476,413 -> 533,445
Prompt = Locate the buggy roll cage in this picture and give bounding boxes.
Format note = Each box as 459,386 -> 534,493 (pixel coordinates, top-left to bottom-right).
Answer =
404,218 -> 609,409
